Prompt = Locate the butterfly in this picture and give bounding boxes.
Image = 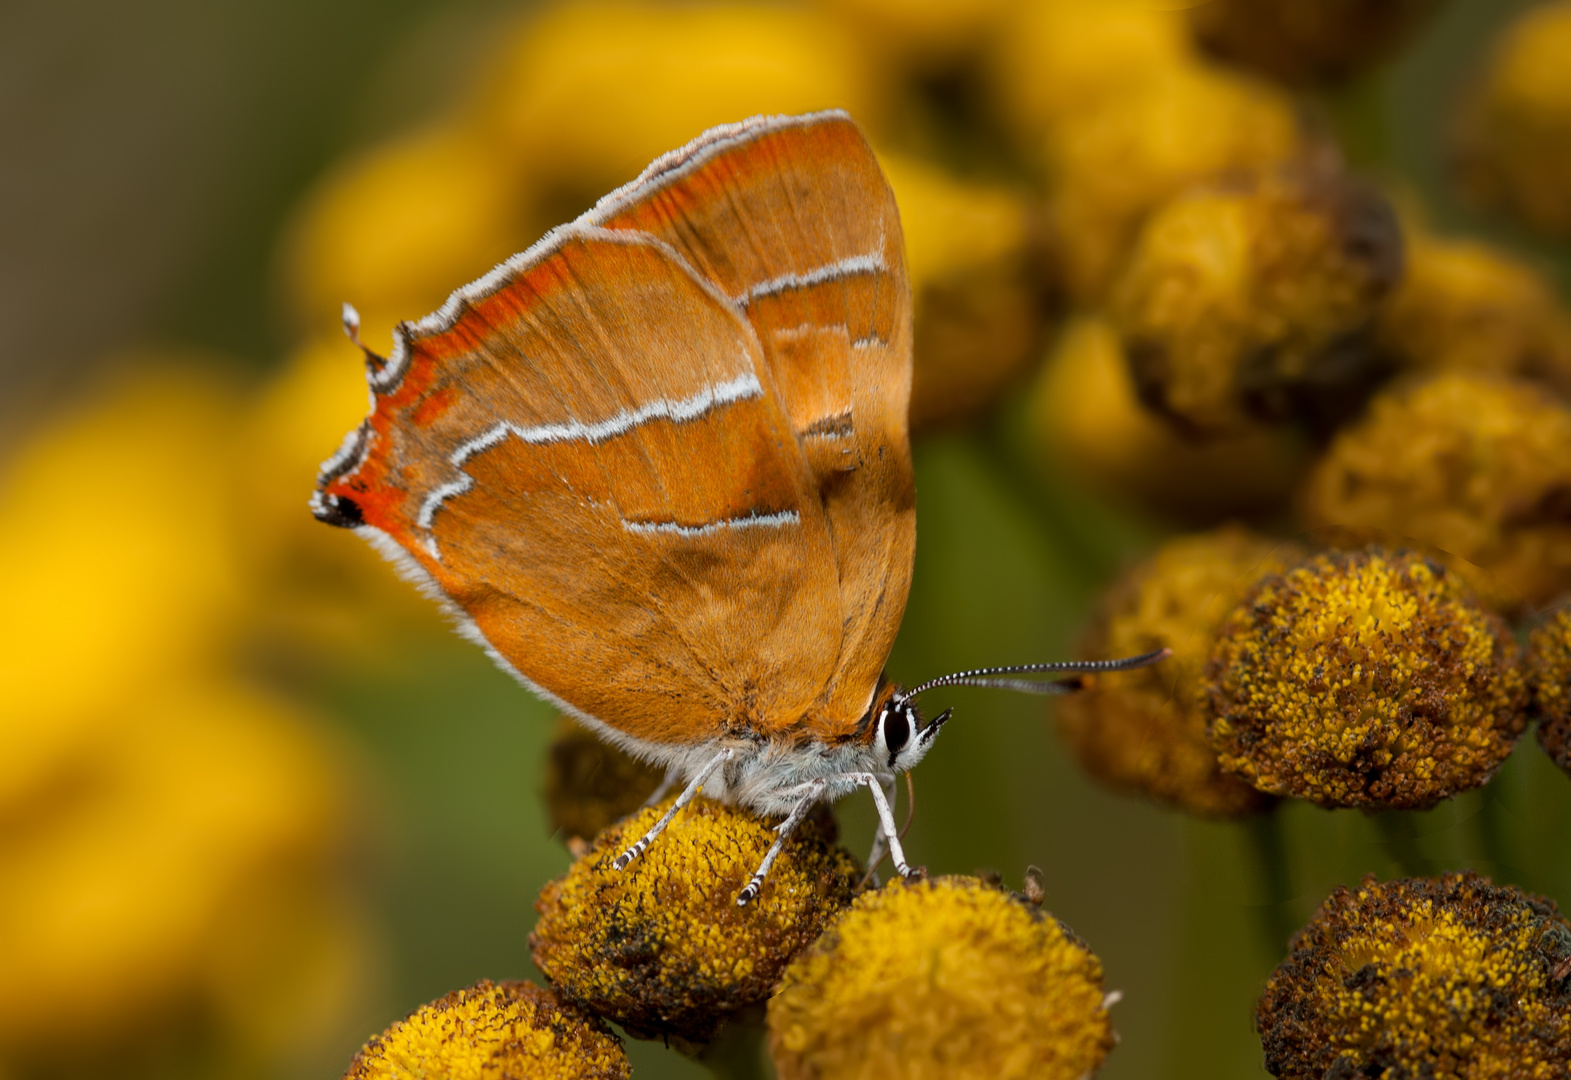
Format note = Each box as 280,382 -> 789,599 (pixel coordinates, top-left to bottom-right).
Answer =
311,110 -> 1165,904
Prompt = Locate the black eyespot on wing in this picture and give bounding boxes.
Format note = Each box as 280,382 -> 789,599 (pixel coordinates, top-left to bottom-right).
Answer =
313,493 -> 364,528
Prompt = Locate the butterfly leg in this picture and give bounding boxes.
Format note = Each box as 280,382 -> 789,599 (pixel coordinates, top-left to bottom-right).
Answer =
736,781 -> 826,907
843,772 -> 912,879
613,748 -> 733,871
859,776 -> 897,887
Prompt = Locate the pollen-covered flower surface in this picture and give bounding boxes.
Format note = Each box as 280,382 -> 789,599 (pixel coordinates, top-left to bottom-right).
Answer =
1257,873 -> 1571,1079
1057,526 -> 1299,817
344,980 -> 629,1080
530,796 -> 858,1044
768,875 -> 1115,1080
1531,608 -> 1571,776
1299,371 -> 1571,609
1208,547 -> 1526,809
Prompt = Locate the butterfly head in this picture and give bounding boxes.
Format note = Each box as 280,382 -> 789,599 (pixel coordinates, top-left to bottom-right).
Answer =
861,648 -> 1173,774
866,684 -> 952,774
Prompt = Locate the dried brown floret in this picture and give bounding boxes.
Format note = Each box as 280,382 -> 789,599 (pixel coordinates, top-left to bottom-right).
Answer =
1531,608 -> 1571,776
530,796 -> 858,1045
1188,0 -> 1441,86
344,979 -> 629,1080
1454,2 -> 1571,239
542,715 -> 664,849
1377,229 -> 1571,395
768,875 -> 1115,1080
1257,873 -> 1571,1079
1208,547 -> 1527,809
1057,527 -> 1302,817
1044,62 -> 1304,302
1111,164 -> 1402,437
1028,317 -> 1312,519
1299,371 -> 1571,609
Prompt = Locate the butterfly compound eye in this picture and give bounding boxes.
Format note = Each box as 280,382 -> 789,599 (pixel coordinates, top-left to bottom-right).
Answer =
881,703 -> 911,756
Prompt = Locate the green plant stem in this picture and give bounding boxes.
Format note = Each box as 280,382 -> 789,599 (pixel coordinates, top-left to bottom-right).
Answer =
1243,808 -> 1296,961
690,1007 -> 770,1080
1475,787 -> 1516,881
1373,811 -> 1437,878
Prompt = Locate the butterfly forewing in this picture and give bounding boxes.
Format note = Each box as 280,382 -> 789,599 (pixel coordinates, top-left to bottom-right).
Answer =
588,111 -> 917,737
319,227 -> 845,745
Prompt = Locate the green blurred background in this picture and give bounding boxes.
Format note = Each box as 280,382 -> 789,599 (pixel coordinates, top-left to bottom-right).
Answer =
3,1 -> 1568,1078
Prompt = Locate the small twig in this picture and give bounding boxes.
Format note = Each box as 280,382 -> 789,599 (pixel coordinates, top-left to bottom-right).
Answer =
1373,811 -> 1437,879
1243,808 -> 1297,961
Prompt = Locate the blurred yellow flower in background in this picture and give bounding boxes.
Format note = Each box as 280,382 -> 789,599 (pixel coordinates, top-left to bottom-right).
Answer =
1299,372 -> 1571,609
1454,0 -> 1571,239
471,2 -> 884,213
1028,317 -> 1312,520
0,367 -> 371,1072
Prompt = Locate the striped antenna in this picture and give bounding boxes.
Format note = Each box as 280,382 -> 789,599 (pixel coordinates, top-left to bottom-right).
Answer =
904,648 -> 1171,699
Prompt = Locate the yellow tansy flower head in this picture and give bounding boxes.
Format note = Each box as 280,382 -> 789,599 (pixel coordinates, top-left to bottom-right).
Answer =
1187,0 -> 1441,87
1057,526 -> 1302,818
1257,873 -> 1571,1078
1530,608 -> 1571,777
541,716 -> 664,850
530,797 -> 858,1045
344,980 -> 628,1080
1299,371 -> 1571,609
1208,547 -> 1527,809
1111,164 -> 1403,437
768,875 -> 1115,1080
1376,229 -> 1571,393
1454,1 -> 1571,239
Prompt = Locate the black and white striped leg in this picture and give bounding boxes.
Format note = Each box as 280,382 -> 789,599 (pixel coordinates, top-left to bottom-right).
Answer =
612,749 -> 732,871
844,772 -> 912,879
860,776 -> 897,886
736,783 -> 825,907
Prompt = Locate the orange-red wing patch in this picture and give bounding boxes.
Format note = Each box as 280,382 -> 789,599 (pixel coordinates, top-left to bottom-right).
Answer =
321,227 -> 843,745
589,112 -> 916,738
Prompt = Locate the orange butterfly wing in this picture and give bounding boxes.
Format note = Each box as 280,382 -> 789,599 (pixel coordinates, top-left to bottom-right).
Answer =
315,112 -> 913,747
588,111 -> 916,738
